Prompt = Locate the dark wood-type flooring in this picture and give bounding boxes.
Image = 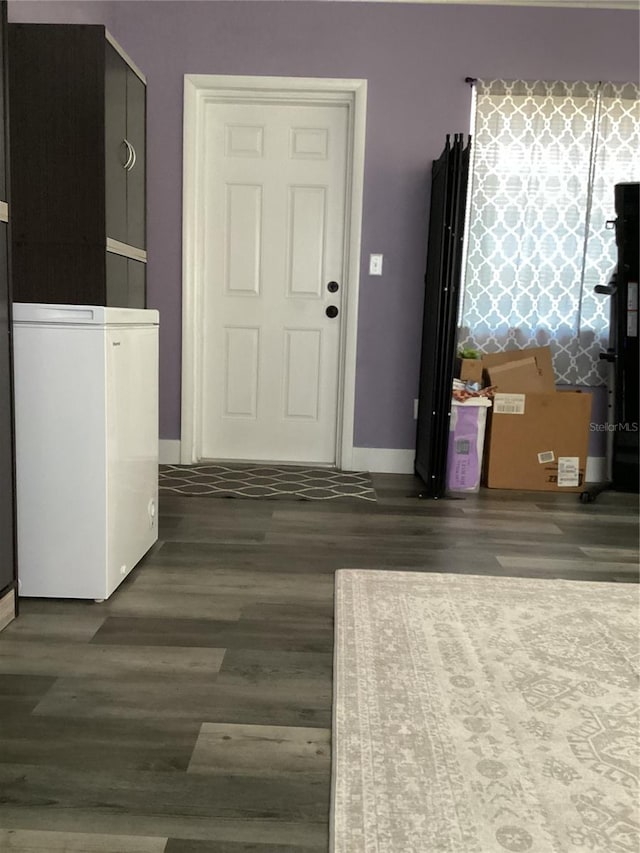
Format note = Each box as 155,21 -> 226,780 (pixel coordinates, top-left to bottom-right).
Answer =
0,475 -> 638,852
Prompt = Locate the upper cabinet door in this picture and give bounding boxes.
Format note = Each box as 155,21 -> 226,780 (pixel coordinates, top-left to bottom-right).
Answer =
126,69 -> 145,250
0,2 -> 13,597
104,43 -> 128,245
0,225 -> 14,596
0,4 -> 6,203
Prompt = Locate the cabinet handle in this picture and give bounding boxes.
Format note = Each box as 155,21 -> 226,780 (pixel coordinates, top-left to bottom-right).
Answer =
122,138 -> 134,170
128,143 -> 137,172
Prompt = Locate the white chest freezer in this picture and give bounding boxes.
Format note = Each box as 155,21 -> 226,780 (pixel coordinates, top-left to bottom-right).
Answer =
12,303 -> 159,600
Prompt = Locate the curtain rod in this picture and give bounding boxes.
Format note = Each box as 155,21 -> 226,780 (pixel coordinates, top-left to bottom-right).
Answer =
465,77 -> 477,86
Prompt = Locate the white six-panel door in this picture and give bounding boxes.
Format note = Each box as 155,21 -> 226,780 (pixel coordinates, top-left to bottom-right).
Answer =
200,100 -> 349,464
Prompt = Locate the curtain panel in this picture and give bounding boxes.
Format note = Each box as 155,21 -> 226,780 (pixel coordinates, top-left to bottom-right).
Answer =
459,79 -> 640,386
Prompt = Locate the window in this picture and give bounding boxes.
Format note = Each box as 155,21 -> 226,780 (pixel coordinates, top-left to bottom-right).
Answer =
459,80 -> 640,386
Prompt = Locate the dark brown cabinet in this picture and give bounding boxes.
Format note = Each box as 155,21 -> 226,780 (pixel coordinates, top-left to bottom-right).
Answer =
105,253 -> 146,310
8,23 -> 146,307
105,41 -> 146,252
0,0 -> 17,629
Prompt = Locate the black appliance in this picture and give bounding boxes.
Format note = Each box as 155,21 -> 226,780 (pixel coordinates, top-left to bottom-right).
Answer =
586,182 -> 639,501
603,183 -> 639,493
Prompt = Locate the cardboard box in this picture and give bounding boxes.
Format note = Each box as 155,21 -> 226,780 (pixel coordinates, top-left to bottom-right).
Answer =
460,358 -> 483,384
483,346 -> 555,392
486,356 -> 552,394
484,390 -> 592,492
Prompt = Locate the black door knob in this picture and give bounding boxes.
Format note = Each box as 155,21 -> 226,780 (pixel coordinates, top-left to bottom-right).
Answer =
327,281 -> 339,293
326,305 -> 339,319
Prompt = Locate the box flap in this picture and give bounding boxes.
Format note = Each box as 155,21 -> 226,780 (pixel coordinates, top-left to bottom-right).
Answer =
482,346 -> 555,392
487,356 -> 551,394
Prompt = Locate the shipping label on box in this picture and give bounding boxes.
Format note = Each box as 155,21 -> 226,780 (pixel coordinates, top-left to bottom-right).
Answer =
542,461 -> 585,488
557,456 -> 580,487
493,393 -> 526,415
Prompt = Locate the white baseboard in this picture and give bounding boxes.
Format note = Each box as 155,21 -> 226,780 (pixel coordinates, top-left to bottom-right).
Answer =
159,440 -> 181,464
351,447 -> 414,474
586,456 -> 607,483
349,449 -> 608,483
158,442 -> 606,483
162,442 -> 414,472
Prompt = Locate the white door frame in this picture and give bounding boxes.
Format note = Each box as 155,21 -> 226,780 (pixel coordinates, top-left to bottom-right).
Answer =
180,74 -> 367,469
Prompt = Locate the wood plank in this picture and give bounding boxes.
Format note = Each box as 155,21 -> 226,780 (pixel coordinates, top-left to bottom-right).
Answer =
188,723 -> 330,779
1,612 -> 105,642
105,587 -> 243,621
91,615 -> 333,654
157,524 -> 267,545
127,567 -> 334,600
164,841 -> 325,853
0,674 -> 57,717
0,640 -> 225,679
219,648 -> 333,682
92,617 -> 236,649
0,715 -> 201,773
0,829 -> 167,851
32,677 -> 233,723
0,762 -> 330,825
580,546 -> 640,563
496,555 -> 638,573
269,509 -> 563,535
0,812 -> 327,849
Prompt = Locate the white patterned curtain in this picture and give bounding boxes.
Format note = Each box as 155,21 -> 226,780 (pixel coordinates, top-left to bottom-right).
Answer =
459,79 -> 640,386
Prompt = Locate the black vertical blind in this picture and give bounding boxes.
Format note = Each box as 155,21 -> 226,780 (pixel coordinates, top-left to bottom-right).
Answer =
415,134 -> 471,498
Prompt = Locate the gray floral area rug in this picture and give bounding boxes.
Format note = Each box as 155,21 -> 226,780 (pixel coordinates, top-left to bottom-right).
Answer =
159,463 -> 376,501
332,570 -> 639,853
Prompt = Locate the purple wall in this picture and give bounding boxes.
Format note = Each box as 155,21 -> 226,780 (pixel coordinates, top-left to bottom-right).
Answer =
9,2 -> 640,450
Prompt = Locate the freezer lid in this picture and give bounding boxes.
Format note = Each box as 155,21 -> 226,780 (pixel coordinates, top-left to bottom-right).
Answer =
12,304 -> 159,326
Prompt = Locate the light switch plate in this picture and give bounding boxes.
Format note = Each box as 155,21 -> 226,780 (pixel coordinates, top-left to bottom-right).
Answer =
369,254 -> 383,276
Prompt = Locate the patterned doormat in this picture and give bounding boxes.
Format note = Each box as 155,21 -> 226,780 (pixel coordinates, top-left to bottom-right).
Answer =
159,463 -> 377,501
332,570 -> 639,852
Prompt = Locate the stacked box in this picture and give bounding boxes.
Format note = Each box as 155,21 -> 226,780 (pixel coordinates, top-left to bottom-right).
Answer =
481,346 -> 593,492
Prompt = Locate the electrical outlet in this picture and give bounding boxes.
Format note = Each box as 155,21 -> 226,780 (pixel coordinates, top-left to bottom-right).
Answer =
369,254 -> 383,276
